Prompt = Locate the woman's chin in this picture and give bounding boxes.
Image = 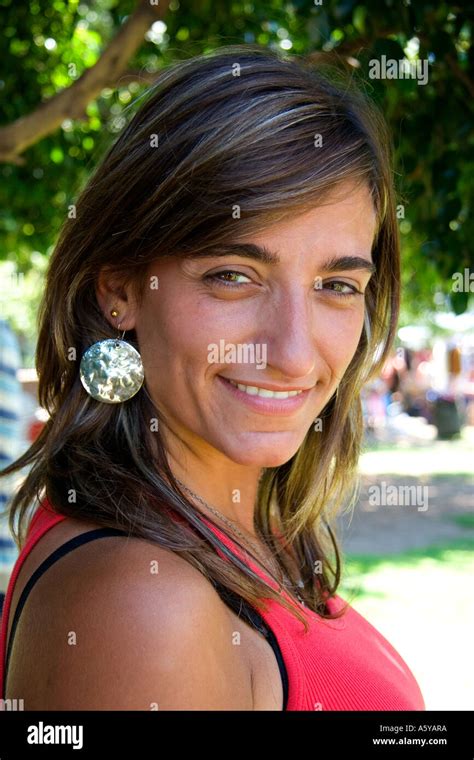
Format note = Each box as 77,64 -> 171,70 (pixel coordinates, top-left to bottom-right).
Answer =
219,436 -> 304,468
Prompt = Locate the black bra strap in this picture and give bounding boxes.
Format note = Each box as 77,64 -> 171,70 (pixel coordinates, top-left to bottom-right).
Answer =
4,527 -> 289,709
3,528 -> 127,695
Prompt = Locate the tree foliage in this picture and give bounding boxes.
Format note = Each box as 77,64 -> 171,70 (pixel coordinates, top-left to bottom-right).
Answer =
0,0 -> 472,319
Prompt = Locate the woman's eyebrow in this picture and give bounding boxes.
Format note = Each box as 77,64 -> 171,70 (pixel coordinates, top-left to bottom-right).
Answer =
182,243 -> 279,264
321,254 -> 376,275
182,244 -> 375,274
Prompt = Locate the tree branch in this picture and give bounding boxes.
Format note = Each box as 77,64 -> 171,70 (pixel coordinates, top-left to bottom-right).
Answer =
0,0 -> 170,164
445,53 -> 474,99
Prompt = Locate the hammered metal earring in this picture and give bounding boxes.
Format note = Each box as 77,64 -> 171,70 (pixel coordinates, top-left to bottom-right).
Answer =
79,308 -> 145,404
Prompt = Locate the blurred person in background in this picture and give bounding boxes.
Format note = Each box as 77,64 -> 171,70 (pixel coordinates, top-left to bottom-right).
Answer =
0,318 -> 22,604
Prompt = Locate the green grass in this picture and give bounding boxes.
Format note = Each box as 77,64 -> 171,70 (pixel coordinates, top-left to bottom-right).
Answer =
343,537 -> 474,578
450,514 -> 474,530
339,539 -> 474,710
359,430 -> 474,477
359,450 -> 473,476
341,538 -> 474,604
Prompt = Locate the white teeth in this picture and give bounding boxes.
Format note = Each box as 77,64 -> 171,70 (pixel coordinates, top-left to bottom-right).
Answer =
226,379 -> 302,398
238,383 -> 259,395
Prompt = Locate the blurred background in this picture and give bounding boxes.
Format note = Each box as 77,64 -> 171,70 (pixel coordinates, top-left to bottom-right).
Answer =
0,0 -> 473,709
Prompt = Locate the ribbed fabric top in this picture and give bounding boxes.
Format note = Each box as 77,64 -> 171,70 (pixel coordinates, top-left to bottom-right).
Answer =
0,501 -> 425,710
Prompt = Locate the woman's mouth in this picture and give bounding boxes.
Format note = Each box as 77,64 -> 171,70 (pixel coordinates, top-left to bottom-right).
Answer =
217,375 -> 314,415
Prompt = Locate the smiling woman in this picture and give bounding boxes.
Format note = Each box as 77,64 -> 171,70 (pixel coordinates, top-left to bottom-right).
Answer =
0,44 -> 424,711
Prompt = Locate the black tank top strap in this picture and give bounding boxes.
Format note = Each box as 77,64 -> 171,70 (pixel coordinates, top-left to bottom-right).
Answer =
3,528 -> 127,695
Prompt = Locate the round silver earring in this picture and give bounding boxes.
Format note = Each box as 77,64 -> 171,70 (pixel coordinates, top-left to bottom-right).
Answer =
79,310 -> 144,404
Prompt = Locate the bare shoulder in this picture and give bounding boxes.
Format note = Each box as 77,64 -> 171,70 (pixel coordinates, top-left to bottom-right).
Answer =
6,530 -> 253,710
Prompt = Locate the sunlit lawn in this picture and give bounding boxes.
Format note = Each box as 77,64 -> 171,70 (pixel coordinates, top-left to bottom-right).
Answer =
359,427 -> 474,477
340,540 -> 474,710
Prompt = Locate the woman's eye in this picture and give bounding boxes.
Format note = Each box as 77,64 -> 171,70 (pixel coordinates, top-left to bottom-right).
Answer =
319,280 -> 363,298
205,270 -> 252,287
203,272 -> 363,296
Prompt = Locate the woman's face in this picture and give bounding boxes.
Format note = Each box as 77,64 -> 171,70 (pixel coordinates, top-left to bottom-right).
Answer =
125,181 -> 377,468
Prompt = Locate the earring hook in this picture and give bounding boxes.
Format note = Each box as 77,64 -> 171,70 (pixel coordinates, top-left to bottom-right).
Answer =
110,308 -> 126,340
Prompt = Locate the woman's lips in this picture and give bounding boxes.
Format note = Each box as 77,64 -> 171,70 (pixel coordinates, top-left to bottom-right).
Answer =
217,375 -> 313,416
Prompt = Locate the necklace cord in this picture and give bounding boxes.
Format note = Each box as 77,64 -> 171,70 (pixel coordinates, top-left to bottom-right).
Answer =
173,476 -> 306,604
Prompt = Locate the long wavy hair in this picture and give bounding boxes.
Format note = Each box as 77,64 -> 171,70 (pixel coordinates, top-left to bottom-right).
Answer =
1,44 -> 400,631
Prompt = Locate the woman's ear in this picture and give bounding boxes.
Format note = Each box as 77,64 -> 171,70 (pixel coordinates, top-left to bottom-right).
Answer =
96,267 -> 137,332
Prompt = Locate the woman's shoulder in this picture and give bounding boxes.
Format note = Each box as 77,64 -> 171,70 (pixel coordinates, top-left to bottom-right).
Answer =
19,510 -> 208,590
7,515 -> 253,709
14,512 -> 226,628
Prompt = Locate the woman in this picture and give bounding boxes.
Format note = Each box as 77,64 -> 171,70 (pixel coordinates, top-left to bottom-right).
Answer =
0,45 -> 425,710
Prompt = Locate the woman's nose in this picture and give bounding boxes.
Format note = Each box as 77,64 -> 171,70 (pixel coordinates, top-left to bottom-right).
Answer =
261,291 -> 318,381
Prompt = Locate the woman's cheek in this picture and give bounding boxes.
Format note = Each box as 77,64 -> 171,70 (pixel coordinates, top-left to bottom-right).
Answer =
318,308 -> 364,368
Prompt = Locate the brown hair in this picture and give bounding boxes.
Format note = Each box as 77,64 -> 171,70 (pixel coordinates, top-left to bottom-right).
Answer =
1,44 -> 400,631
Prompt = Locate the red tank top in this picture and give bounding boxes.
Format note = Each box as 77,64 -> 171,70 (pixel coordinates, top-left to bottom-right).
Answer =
0,500 -> 425,710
